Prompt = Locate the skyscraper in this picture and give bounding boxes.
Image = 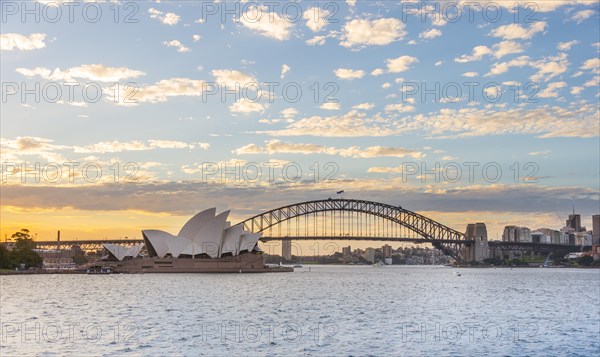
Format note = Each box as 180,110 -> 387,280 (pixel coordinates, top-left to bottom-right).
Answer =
593,215 -> 600,245
566,207 -> 584,232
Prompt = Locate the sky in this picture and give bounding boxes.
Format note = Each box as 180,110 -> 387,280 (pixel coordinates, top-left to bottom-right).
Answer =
1,0 -> 599,250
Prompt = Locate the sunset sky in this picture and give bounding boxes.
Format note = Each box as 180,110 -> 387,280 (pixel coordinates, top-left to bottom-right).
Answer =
1,0 -> 599,250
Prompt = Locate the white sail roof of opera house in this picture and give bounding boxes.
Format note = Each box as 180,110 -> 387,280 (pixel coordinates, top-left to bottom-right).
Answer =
103,243 -> 145,261
141,208 -> 262,259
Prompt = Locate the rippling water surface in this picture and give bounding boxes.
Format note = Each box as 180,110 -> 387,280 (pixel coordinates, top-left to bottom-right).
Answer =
1,266 -> 599,356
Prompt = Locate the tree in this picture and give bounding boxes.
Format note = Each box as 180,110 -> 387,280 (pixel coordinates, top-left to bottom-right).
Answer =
0,244 -> 13,269
577,255 -> 594,267
9,229 -> 42,269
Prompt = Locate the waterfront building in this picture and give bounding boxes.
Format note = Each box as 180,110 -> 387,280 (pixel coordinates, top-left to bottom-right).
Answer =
593,215 -> 600,245
502,226 -> 531,243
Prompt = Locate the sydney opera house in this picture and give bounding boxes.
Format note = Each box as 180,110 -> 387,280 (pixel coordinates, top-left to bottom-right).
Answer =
106,208 -> 291,273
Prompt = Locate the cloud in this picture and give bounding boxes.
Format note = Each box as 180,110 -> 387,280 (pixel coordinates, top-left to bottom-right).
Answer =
352,103 -> 375,110
73,140 -> 208,153
257,110 -> 402,137
485,56 -> 530,76
1,33 -> 46,51
303,7 -> 329,32
148,8 -> 180,26
385,103 -> 415,113
571,9 -> 596,23
259,105 -> 599,139
386,56 -> 419,73
557,40 -> 579,51
371,68 -> 384,76
454,45 -> 492,63
530,53 -> 569,82
538,81 -> 567,98
419,28 -> 442,40
462,72 -> 479,77
456,41 -> 523,63
114,78 -> 206,104
306,35 -> 327,46
320,102 -> 341,110
239,5 -> 293,41
580,58 -> 600,71
340,18 -> 406,48
163,40 -> 190,53
489,22 -> 546,40
211,69 -> 256,87
280,64 -> 291,79
232,139 -> 423,158
529,150 -> 551,156
334,68 -> 365,79
492,40 -> 526,59
192,35 -> 201,42
229,98 -> 267,114
16,64 -> 145,82
277,108 -> 297,120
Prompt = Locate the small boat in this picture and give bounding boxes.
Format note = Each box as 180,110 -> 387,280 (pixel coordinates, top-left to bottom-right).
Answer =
293,265 -> 303,268
454,271 -> 461,276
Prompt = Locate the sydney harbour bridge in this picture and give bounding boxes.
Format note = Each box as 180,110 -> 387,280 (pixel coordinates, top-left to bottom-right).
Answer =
25,199 -> 584,263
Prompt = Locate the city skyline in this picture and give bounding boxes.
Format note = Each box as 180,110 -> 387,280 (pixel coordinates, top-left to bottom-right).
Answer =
1,1 -> 599,248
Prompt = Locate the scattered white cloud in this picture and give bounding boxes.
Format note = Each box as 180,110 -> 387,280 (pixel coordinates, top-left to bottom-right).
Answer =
334,68 -> 365,79
557,40 -> 579,51
419,28 -> 442,40
538,81 -> 567,98
163,40 -> 190,53
303,7 -> 329,32
462,72 -> 479,77
385,103 -> 415,112
571,9 -> 596,23
455,45 -> 492,63
352,103 -> 374,110
233,139 -> 423,158
1,33 -> 46,51
489,22 -> 546,40
239,5 -> 293,41
371,68 -> 384,76
281,64 -> 291,79
148,8 -> 180,26
192,35 -> 201,42
320,102 -> 341,110
211,69 -> 256,87
529,150 -> 551,156
281,108 -> 298,119
229,98 -> 268,114
386,55 -> 419,73
16,64 -> 145,82
340,18 -> 406,48
306,35 -> 327,46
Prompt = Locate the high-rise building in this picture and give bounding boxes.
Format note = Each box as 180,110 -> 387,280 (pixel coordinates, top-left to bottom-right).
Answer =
502,226 -> 531,242
566,208 -> 585,232
538,228 -> 562,244
593,215 -> 600,245
282,239 -> 292,261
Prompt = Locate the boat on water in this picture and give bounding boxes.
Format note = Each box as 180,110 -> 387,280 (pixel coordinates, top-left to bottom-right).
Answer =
86,266 -> 112,274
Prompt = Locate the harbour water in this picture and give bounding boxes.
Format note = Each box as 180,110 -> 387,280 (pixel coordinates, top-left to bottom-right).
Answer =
1,266 -> 598,356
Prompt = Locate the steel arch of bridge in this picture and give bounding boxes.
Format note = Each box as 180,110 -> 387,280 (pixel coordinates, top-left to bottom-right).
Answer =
239,199 -> 468,261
